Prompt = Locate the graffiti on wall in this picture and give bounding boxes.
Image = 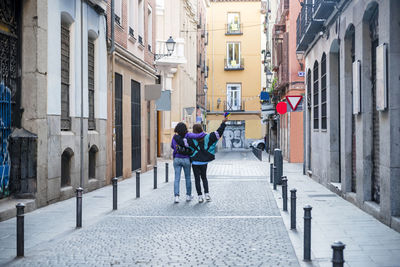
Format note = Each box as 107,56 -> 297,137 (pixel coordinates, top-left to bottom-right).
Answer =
222,122 -> 245,149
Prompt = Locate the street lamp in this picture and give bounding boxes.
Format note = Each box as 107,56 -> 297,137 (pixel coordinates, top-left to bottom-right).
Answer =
154,36 -> 176,61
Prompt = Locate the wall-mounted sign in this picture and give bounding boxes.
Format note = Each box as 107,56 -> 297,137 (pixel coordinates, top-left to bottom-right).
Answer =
352,60 -> 361,114
376,43 -> 388,111
298,71 -> 305,77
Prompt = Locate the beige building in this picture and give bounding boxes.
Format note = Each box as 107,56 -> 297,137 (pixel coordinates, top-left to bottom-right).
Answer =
206,0 -> 263,149
106,0 -> 159,181
155,0 -> 198,158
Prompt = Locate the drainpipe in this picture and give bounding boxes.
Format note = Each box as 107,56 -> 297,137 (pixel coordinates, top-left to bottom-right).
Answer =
80,0 -> 84,188
110,0 -> 116,179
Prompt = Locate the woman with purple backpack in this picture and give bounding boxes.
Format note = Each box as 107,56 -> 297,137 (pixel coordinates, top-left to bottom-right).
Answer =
171,122 -> 205,203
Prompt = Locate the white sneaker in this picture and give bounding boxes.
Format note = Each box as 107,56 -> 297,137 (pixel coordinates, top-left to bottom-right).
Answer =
205,193 -> 211,202
198,195 -> 204,203
186,195 -> 193,202
174,196 -> 180,203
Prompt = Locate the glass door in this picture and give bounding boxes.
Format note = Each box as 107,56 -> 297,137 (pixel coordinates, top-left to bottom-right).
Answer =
227,43 -> 240,68
226,84 -> 241,110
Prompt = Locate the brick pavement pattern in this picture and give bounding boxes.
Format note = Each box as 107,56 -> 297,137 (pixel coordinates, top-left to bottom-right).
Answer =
8,151 -> 299,266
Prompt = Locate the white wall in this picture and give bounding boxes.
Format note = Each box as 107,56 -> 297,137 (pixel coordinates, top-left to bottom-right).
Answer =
47,0 -> 107,120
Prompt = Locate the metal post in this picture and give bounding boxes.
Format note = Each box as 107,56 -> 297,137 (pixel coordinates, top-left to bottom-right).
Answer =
282,176 -> 288,211
274,149 -> 283,185
290,189 -> 297,229
273,166 -> 278,190
76,187 -> 83,228
165,162 -> 169,183
154,166 -> 157,189
16,203 -> 25,257
112,177 -> 118,210
332,241 -> 345,267
270,163 -> 273,183
136,171 -> 140,198
303,205 -> 312,261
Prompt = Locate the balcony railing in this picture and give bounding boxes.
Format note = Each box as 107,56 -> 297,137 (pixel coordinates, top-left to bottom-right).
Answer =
296,0 -> 339,52
224,100 -> 245,112
224,58 -> 244,70
225,23 -> 243,35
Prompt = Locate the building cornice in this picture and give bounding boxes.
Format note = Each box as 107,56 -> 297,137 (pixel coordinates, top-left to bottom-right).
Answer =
114,43 -> 158,79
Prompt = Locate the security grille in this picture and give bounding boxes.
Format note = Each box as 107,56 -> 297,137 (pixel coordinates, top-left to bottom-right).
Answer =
88,39 -> 95,130
370,7 -> 380,203
115,73 -> 123,177
321,54 -> 327,130
131,80 -> 141,171
61,24 -> 71,130
313,62 -> 319,130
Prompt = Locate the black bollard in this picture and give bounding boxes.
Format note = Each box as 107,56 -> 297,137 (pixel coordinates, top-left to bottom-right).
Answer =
270,163 -> 274,183
332,241 -> 346,267
273,166 -> 278,190
165,162 -> 169,183
112,177 -> 118,210
154,166 -> 158,189
16,203 -> 25,257
282,176 -> 288,211
136,171 -> 140,198
76,187 -> 83,228
290,189 -> 297,229
303,205 -> 312,261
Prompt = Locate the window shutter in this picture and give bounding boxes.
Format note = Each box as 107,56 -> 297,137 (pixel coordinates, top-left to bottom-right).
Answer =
88,39 -> 95,130
61,24 -> 71,131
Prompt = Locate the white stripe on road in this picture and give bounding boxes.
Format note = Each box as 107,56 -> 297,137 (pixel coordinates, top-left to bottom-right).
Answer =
111,215 -> 282,219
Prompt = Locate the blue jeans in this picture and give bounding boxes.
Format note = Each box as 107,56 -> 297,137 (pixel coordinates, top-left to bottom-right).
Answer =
173,157 -> 192,196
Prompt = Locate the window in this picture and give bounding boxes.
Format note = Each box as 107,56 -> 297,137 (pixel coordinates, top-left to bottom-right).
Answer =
88,38 -> 95,130
129,0 -> 136,37
321,54 -> 327,130
307,69 -> 312,109
147,5 -> 152,51
61,22 -> 71,131
115,0 -> 122,25
89,145 -> 98,179
313,61 -> 319,130
61,148 -> 73,187
226,84 -> 241,111
227,12 -> 241,34
138,0 -> 144,45
226,42 -> 241,69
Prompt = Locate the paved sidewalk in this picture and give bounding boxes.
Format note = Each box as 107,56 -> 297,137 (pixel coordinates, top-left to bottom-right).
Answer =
264,154 -> 400,267
0,159 -> 173,265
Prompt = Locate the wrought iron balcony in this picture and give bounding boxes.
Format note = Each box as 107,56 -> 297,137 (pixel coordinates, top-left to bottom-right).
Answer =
225,23 -> 243,35
224,58 -> 244,71
296,3 -> 324,52
313,0 -> 339,19
224,100 -> 245,112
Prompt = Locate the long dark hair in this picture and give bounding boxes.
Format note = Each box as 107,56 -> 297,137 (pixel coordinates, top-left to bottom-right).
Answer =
174,122 -> 188,137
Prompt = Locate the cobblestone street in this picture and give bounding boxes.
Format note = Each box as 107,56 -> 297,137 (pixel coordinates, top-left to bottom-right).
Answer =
8,151 -> 299,266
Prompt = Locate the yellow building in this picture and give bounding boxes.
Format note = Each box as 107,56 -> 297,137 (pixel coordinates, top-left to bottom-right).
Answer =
206,0 -> 262,149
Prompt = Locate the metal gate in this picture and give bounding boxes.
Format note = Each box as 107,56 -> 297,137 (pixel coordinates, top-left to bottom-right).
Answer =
222,121 -> 245,149
370,8 -> 380,203
131,80 -> 141,171
0,83 -> 11,198
115,73 -> 123,177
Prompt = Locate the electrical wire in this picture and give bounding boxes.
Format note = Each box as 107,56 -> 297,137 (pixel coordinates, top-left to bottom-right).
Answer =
180,22 -> 264,33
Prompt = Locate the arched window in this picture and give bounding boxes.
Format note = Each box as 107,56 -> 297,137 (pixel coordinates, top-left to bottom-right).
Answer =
307,69 -> 312,109
89,145 -> 98,179
321,53 -> 327,130
61,148 -> 74,187
313,61 -> 319,130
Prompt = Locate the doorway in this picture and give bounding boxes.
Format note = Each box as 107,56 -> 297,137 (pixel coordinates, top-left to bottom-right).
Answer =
115,73 -> 123,177
131,80 -> 141,171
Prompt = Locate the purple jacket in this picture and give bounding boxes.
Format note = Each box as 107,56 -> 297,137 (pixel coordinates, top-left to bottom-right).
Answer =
171,132 -> 206,158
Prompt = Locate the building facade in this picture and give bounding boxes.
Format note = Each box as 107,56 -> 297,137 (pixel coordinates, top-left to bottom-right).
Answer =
207,0 -> 263,150
0,0 -> 108,219
196,0 -> 210,127
297,0 -> 400,231
106,0 -> 159,180
272,0 -> 304,163
155,0 -> 197,159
